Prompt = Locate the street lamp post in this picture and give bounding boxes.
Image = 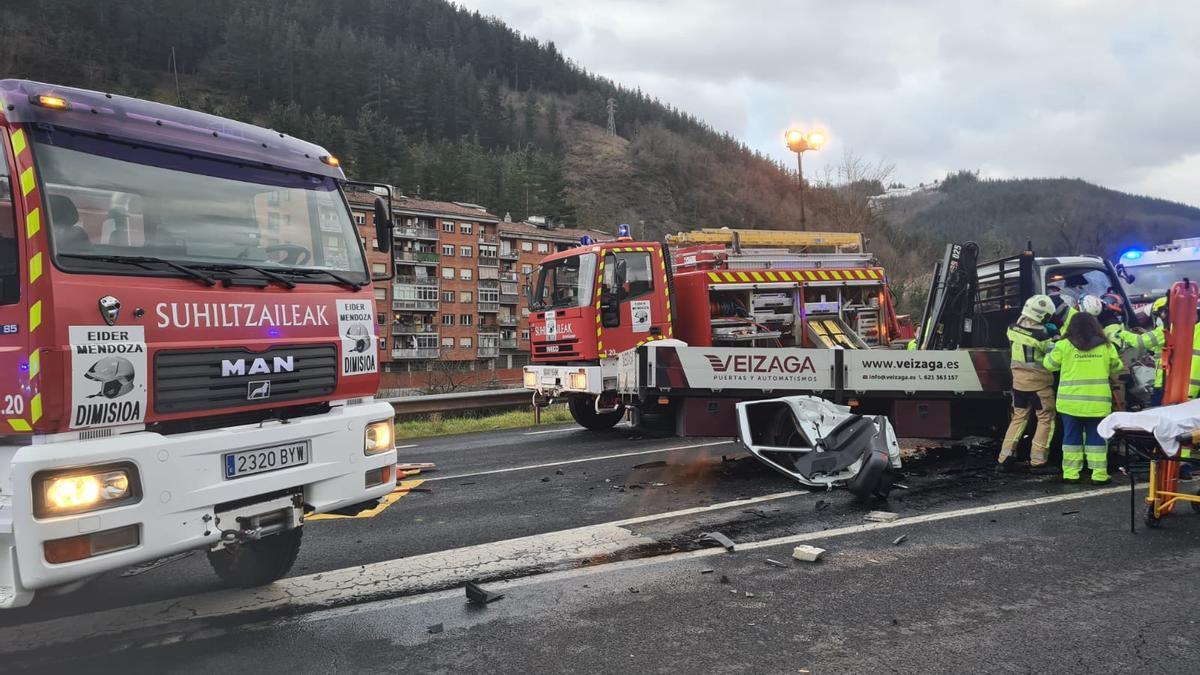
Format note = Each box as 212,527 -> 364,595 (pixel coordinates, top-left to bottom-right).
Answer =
785,129 -> 826,230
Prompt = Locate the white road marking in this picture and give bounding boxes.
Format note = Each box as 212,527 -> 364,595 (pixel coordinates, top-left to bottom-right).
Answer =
425,440 -> 736,482
524,427 -> 579,435
0,484 -> 1137,655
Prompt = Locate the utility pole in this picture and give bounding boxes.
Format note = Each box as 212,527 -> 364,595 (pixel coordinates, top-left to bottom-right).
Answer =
785,129 -> 827,231
606,98 -> 617,137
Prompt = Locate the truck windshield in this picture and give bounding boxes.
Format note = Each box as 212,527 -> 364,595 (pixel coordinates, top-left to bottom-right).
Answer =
1124,261 -> 1200,300
32,131 -> 367,282
531,253 -> 596,310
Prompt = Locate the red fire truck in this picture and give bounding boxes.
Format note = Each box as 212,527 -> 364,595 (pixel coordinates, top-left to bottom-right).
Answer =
524,227 -> 1131,438
0,81 -> 398,608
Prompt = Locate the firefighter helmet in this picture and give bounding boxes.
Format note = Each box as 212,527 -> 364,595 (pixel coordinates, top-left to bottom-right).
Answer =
1100,292 -> 1124,314
346,323 -> 372,354
84,356 -> 136,399
1021,295 -> 1055,323
1079,294 -> 1104,316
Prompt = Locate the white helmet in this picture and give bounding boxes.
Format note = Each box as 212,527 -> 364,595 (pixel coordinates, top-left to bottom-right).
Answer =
1021,294 -> 1055,323
1079,294 -> 1103,316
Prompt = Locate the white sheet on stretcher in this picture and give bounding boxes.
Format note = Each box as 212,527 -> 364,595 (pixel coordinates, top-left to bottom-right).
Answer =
1098,399 -> 1200,457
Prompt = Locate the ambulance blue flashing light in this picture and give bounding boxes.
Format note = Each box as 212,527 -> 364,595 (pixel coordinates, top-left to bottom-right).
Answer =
617,223 -> 632,241
1121,249 -> 1143,260
580,235 -> 595,245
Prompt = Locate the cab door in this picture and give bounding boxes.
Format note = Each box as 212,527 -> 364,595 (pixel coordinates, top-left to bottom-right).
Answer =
597,245 -> 671,357
0,125 -> 33,431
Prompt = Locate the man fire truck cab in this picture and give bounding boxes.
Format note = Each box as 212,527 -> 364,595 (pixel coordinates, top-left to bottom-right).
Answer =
0,81 -> 398,608
525,227 -> 1131,437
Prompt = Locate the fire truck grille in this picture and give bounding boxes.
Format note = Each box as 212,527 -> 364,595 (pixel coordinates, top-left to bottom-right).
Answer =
154,345 -> 338,414
532,339 -> 580,360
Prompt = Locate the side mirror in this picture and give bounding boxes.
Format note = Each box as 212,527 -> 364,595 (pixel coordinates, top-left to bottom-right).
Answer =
373,197 -> 392,253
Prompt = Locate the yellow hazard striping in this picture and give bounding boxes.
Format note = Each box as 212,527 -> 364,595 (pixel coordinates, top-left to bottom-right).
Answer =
28,349 -> 39,378
28,300 -> 42,332
30,393 -> 42,423
28,252 -> 41,284
751,272 -> 764,282
736,272 -> 750,282
307,479 -> 426,521
10,129 -> 26,156
855,270 -> 867,279
26,208 -> 40,238
19,168 -> 34,197
7,419 -> 31,432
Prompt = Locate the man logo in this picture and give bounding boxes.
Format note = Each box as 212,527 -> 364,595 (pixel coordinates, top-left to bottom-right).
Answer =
247,380 -> 271,401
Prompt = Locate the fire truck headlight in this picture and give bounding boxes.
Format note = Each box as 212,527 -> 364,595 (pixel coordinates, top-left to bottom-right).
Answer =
364,419 -> 395,456
568,370 -> 588,390
523,370 -> 538,388
36,464 -> 140,517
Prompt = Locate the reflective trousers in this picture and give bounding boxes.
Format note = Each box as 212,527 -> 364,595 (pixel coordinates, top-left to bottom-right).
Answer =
999,386 -> 1056,466
1061,413 -> 1107,482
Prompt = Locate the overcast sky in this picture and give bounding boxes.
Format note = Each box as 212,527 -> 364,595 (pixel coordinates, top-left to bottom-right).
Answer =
458,0 -> 1200,206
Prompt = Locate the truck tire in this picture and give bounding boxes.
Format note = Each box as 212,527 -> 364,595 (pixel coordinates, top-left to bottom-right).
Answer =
207,527 -> 303,588
569,396 -> 624,431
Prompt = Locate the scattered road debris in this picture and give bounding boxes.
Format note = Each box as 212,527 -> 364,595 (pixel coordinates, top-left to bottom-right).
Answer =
465,581 -> 505,606
744,508 -> 769,518
815,499 -> 830,511
892,534 -> 908,546
744,591 -> 756,598
629,587 -> 640,594
427,623 -> 444,634
764,559 -> 788,568
700,568 -> 715,575
1061,510 -> 1080,516
699,531 -> 737,552
792,545 -> 826,562
864,510 -> 900,523
541,477 -> 551,482
120,551 -> 195,577
397,462 -> 436,472
720,575 -> 731,584
555,469 -> 565,475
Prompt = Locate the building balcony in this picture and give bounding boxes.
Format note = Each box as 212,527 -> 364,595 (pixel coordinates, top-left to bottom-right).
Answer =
394,226 -> 439,240
395,251 -> 440,263
477,347 -> 500,358
499,293 -> 519,305
499,271 -> 519,282
478,235 -> 499,245
478,255 -> 499,267
498,315 -> 519,327
478,302 -> 499,313
393,275 -> 439,287
499,250 -> 520,261
392,347 -> 440,360
500,338 -> 519,350
392,323 -> 439,334
393,299 -> 440,312
478,267 -> 499,281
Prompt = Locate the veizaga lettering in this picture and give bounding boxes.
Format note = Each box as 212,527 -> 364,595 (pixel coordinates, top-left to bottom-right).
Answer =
155,303 -> 330,329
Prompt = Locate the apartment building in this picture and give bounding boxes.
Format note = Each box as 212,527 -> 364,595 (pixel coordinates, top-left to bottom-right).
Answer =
348,191 -> 607,374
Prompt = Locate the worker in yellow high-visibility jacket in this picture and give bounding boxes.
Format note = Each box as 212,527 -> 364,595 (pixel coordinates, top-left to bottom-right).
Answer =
1044,312 -> 1123,484
998,295 -> 1058,473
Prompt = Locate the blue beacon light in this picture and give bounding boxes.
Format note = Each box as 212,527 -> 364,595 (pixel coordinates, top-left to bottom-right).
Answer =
618,223 -> 631,239
1121,249 -> 1143,260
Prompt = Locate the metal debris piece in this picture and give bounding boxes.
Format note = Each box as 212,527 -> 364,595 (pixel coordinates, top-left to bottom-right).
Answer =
1061,510 -> 1080,516
745,508 -> 769,519
744,591 -> 756,598
465,581 -> 505,606
792,545 -> 826,562
427,623 -> 444,634
863,510 -> 900,523
397,462 -> 436,472
764,559 -> 788,568
892,534 -> 908,546
628,587 -> 640,594
699,531 -> 737,552
700,568 -> 715,574
728,588 -> 739,595
555,469 -> 565,475
634,460 -> 668,469
541,477 -> 551,482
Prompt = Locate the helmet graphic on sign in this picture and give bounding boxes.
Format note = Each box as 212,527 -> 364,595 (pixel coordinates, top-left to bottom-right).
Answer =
346,323 -> 371,354
85,356 -> 136,399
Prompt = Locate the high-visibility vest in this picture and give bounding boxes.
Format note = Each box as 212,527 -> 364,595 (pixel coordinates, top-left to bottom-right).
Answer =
1043,339 -> 1122,417
1190,324 -> 1200,398
1007,324 -> 1052,372
1121,325 -> 1165,387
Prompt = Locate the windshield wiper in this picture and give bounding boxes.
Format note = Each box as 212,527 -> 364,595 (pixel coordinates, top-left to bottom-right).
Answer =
279,268 -> 368,290
193,263 -> 297,289
59,253 -> 216,286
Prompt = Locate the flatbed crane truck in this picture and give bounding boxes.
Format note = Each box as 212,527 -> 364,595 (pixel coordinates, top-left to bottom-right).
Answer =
524,227 -> 1132,439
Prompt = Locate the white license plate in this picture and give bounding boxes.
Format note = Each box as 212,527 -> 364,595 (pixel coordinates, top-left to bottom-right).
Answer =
224,441 -> 310,480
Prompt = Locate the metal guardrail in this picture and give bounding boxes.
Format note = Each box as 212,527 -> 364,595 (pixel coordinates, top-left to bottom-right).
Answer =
385,387 -> 529,415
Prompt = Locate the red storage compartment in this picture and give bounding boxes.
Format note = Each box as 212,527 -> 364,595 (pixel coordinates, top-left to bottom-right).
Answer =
890,400 -> 951,438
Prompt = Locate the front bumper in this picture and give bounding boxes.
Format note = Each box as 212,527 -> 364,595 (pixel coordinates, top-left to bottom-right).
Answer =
523,364 -> 609,397
0,399 -> 397,608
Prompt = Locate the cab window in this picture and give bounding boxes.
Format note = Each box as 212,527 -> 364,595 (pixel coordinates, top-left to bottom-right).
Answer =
1045,267 -> 1118,306
603,251 -> 655,301
0,135 -> 18,305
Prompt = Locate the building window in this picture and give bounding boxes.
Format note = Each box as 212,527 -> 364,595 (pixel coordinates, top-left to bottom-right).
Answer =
479,288 -> 498,303
521,330 -> 530,340
267,212 -> 281,231
537,242 -> 549,254
377,313 -> 386,325
460,314 -> 473,326
442,314 -> 455,325
460,245 -> 472,257
268,191 -> 281,206
374,288 -> 386,301
371,263 -> 386,275
442,291 -> 455,303
521,241 -> 533,252
371,239 -> 378,251
460,223 -> 473,235
353,213 -> 366,225
442,337 -> 454,349
442,244 -> 455,256
521,264 -> 533,274
521,308 -> 530,317
442,267 -> 455,280
442,221 -> 454,233
458,291 -> 472,303
460,268 -> 472,280
460,337 -> 473,348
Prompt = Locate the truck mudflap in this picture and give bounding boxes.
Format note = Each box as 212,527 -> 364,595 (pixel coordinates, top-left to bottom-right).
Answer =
735,395 -> 901,498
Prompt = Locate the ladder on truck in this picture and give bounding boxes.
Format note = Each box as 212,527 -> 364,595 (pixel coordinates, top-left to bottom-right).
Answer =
806,315 -> 870,349
667,228 -> 865,253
